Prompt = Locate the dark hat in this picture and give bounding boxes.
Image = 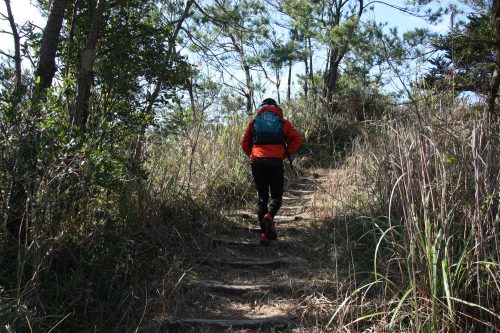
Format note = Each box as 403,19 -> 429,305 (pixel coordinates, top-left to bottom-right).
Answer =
259,98 -> 278,107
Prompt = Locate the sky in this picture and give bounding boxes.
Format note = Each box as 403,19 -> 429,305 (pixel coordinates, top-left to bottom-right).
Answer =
0,0 -> 44,66
372,2 -> 450,34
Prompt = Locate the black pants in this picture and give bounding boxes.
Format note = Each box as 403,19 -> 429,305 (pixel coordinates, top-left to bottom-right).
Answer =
251,161 -> 284,224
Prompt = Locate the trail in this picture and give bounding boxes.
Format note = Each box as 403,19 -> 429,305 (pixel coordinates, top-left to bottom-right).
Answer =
152,168 -> 353,332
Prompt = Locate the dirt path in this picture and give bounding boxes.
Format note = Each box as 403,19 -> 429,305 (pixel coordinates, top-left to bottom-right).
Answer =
152,169 -> 351,332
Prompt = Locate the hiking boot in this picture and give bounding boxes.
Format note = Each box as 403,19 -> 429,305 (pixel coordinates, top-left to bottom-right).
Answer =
259,233 -> 269,245
263,213 -> 277,240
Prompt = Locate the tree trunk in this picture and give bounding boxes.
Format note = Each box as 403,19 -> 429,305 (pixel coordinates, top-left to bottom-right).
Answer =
71,0 -> 106,130
35,0 -> 68,97
308,37 -> 313,92
326,50 -> 341,106
188,74 -> 196,116
243,63 -> 253,113
4,0 -> 22,96
229,33 -> 253,113
325,0 -> 364,108
303,56 -> 308,97
5,0 -> 68,242
487,0 -> 500,119
64,0 -> 80,78
287,58 -> 292,101
132,83 -> 161,162
275,67 -> 281,104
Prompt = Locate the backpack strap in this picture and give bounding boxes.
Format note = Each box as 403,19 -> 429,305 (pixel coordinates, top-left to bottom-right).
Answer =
282,121 -> 293,170
249,119 -> 255,153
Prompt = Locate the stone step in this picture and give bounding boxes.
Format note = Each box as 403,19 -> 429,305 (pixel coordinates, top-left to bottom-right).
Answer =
167,317 -> 289,331
186,280 -> 291,295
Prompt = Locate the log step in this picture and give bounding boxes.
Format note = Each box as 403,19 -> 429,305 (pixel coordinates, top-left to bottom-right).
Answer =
294,183 -> 314,188
288,189 -> 315,194
201,258 -> 300,268
212,239 -> 260,247
169,317 -> 289,330
212,238 -> 292,246
187,280 -> 291,294
282,195 -> 314,200
280,205 -> 305,210
236,225 -> 261,233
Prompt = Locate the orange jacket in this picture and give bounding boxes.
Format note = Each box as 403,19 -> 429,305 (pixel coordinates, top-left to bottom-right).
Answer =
241,105 -> 303,160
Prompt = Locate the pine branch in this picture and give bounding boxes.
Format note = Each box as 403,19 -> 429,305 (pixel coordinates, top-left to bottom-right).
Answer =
0,49 -> 15,59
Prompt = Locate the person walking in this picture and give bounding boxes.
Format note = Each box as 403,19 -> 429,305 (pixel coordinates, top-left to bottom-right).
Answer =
241,98 -> 303,244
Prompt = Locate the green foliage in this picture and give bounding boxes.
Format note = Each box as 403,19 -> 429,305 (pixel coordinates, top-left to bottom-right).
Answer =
0,0 -> 196,325
425,14 -> 495,96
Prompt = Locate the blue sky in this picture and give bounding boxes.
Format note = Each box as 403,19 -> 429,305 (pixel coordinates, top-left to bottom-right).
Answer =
372,1 -> 450,34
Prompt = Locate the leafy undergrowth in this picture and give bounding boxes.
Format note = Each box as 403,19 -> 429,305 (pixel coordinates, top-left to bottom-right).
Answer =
0,188 -> 237,332
1,112 -> 253,332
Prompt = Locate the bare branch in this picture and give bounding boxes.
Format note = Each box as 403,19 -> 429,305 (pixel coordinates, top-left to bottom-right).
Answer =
0,49 -> 15,59
3,0 -> 22,94
364,1 -> 430,19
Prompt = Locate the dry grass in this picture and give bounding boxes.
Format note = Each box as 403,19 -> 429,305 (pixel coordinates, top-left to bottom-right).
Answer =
307,101 -> 500,332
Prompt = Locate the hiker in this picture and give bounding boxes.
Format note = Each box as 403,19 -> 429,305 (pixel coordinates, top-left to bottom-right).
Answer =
241,98 -> 303,244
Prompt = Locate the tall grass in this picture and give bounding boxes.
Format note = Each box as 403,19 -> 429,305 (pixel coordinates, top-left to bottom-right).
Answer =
284,96 -> 365,167
144,112 -> 253,213
338,100 -> 500,331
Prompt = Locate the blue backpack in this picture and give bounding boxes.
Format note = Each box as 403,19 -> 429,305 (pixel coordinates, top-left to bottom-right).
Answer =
252,110 -> 284,145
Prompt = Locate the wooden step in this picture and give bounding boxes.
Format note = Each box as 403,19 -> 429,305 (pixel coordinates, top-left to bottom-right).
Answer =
187,280 -> 291,295
168,317 -> 289,330
236,225 -> 261,233
280,205 -> 305,210
201,257 -> 301,268
298,177 -> 315,182
276,216 -> 303,222
212,238 -> 260,247
282,194 -> 314,200
236,225 -> 303,235
294,183 -> 314,188
288,189 -> 315,194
